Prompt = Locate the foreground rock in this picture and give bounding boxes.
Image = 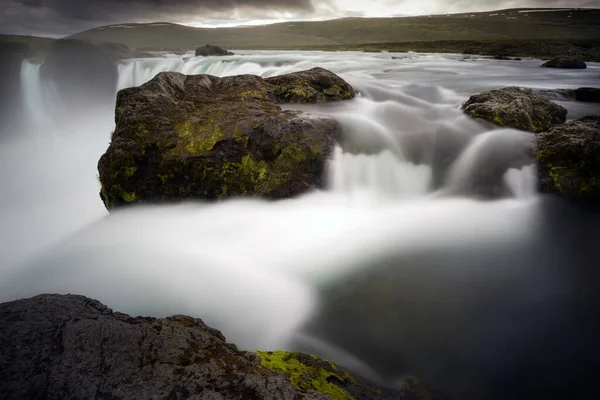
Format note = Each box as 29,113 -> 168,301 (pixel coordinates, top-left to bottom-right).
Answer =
0,294 -> 415,399
536,115 -> 600,200
98,68 -> 354,209
195,44 -> 234,56
462,86 -> 567,132
541,57 -> 587,69
574,87 -> 600,103
41,39 -> 118,109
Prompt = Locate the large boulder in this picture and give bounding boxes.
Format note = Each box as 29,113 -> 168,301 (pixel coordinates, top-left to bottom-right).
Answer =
536,115 -> 600,200
0,294 -> 413,399
40,39 -> 118,110
195,44 -> 234,56
541,57 -> 587,69
98,68 -> 355,210
462,86 -> 567,133
574,87 -> 600,103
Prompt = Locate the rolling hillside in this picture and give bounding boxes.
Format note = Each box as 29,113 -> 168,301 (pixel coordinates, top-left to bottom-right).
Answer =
69,8 -> 600,50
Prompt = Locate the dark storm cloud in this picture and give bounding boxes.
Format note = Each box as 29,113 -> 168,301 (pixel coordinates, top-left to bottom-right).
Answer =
1,0 -> 598,37
0,0 -> 321,36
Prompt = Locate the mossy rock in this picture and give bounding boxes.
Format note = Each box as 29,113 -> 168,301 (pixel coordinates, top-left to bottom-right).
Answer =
266,67 -> 356,103
536,115 -> 600,200
255,350 -> 425,399
541,57 -> 587,69
98,68 -> 355,210
462,86 -> 567,133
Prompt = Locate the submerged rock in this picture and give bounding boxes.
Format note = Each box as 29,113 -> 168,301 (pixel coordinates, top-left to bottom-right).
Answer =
0,294 -> 413,400
536,115 -> 600,200
462,86 -> 567,133
98,68 -> 354,210
541,57 -> 587,69
195,44 -> 234,56
574,87 -> 600,103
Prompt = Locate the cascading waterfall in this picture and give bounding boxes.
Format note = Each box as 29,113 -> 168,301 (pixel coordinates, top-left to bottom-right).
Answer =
19,60 -> 63,132
3,50 -> 599,396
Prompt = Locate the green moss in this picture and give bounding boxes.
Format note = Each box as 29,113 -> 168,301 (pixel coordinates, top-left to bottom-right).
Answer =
158,172 -> 175,184
109,184 -> 139,204
124,166 -> 137,178
323,85 -> 342,96
547,163 -> 600,194
239,89 -> 270,101
171,119 -> 225,157
255,351 -> 355,400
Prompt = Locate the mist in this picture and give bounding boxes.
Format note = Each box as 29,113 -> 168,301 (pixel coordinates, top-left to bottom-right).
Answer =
1,49 -> 599,398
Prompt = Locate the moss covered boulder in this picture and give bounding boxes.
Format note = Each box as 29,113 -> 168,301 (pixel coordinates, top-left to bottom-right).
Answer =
98,67 -> 355,209
462,86 -> 567,133
536,115 -> 600,200
266,67 -> 355,103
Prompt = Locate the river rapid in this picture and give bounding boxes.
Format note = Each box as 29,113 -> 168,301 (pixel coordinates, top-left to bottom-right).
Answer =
1,50 -> 599,398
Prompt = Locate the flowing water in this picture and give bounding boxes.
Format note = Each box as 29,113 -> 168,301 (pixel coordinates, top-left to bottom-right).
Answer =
1,50 -> 599,398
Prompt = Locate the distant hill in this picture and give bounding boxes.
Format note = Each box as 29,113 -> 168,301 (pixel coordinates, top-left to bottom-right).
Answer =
69,8 -> 600,50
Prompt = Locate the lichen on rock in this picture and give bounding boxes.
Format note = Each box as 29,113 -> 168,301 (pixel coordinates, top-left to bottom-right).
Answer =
462,86 -> 567,133
98,68 -> 355,210
535,115 -> 600,200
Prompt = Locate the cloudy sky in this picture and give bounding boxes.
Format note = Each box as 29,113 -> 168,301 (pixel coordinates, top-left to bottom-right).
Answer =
1,0 -> 598,37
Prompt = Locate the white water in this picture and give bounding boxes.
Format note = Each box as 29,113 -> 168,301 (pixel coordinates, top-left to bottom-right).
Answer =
1,50 -> 599,389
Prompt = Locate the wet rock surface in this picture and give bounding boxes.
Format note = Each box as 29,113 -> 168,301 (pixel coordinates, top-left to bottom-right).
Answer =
0,294 -> 417,400
462,86 -> 567,133
98,67 -> 355,210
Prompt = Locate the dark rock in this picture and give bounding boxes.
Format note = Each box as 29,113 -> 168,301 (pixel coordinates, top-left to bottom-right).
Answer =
40,39 -> 118,110
492,54 -> 511,60
0,294 -> 414,400
536,115 -> 600,200
541,57 -> 587,69
574,87 -> 600,103
266,68 -> 355,103
513,57 -> 522,61
462,86 -> 567,133
195,44 -> 234,56
98,68 -> 355,210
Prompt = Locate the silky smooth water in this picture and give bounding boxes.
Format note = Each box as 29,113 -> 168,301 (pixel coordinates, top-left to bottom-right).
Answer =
1,50 -> 599,398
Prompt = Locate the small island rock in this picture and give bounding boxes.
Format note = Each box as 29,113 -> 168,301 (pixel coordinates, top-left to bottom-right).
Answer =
462,86 -> 567,133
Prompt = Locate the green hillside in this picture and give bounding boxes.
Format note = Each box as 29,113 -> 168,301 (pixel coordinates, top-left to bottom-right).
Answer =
69,8 -> 600,50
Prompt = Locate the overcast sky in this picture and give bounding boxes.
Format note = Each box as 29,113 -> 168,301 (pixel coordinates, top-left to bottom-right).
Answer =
1,0 -> 598,37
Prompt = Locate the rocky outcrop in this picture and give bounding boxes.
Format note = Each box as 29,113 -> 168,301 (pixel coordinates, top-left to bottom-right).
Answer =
574,87 -> 600,103
0,294 -> 414,400
98,68 -> 355,210
195,44 -> 234,56
40,39 -> 118,110
536,115 -> 600,200
541,57 -> 587,69
462,86 -> 567,133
